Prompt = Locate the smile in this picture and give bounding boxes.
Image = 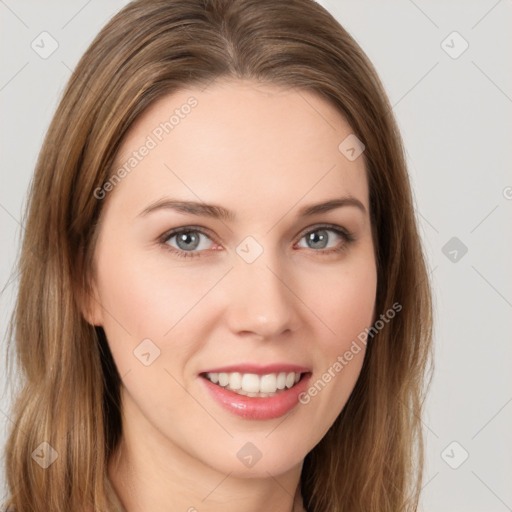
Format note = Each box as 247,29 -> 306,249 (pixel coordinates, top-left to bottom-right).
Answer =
204,371 -> 303,397
199,364 -> 312,420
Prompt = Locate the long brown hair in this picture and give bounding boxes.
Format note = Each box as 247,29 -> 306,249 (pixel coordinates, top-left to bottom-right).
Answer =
3,0 -> 433,510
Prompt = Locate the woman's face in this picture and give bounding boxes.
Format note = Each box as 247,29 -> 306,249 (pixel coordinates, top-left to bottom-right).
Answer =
86,79 -> 377,479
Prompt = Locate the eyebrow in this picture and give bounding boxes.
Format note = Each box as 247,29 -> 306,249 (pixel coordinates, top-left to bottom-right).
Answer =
137,196 -> 367,220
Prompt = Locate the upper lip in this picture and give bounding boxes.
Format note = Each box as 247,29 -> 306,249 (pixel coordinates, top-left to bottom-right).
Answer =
200,363 -> 311,375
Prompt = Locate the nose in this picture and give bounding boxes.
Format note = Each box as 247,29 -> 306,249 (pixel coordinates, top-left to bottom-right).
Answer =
224,251 -> 301,340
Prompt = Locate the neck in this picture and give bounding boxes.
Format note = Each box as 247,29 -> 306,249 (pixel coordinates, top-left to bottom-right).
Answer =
107,389 -> 305,512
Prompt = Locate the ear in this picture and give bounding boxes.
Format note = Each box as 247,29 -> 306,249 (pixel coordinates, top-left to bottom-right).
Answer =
77,276 -> 104,327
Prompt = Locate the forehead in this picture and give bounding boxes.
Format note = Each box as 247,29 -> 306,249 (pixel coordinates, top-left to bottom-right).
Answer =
108,78 -> 369,219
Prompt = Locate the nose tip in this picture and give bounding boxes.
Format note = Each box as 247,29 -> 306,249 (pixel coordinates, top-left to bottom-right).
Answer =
226,261 -> 300,339
250,313 -> 290,339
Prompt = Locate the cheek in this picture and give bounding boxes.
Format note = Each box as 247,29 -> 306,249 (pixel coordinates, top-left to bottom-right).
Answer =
94,251 -> 200,416
95,247 -> 193,335
296,259 -> 376,435
93,248 -> 170,374
310,254 -> 377,349
300,250 -> 376,411
94,247 -> 219,373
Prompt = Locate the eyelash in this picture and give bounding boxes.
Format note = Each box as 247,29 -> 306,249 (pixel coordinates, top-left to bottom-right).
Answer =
158,224 -> 356,260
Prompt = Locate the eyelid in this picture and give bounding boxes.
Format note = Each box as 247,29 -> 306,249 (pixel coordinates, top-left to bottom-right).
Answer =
158,225 -> 220,249
159,223 -> 355,258
296,222 -> 352,241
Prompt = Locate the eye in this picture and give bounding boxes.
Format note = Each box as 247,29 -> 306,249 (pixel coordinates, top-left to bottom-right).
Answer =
159,224 -> 355,259
160,227 -> 216,259
296,224 -> 355,255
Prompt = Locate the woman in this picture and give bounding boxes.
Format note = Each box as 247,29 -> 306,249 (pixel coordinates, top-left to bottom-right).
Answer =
3,0 -> 433,510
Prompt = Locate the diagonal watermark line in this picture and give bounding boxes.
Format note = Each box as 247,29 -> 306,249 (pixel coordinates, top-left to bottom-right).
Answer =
265,164 -> 337,235
60,60 -> 103,99
0,406 -> 30,440
0,0 -> 29,28
296,88 -> 337,131
265,471 -> 294,498
472,396 -> 512,439
472,61 -> 512,105
120,368 -> 132,380
471,265 -> 512,308
408,0 -> 439,28
0,203 -> 46,273
81,285 -> 133,337
421,471 -> 439,491
163,267 -> 234,337
163,368 -> 234,438
470,204 -> 499,233
0,264 -> 22,298
201,471 -> 233,501
61,0 -> 93,29
264,265 -> 336,335
419,211 -> 439,234
0,202 -> 23,229
399,397 -> 439,439
265,409 -> 293,438
471,0 -> 503,30
1,181 -> 60,268
0,62 -> 29,92
471,471 -> 512,511
391,62 -> 439,111
421,418 -> 439,439
199,74 -> 221,93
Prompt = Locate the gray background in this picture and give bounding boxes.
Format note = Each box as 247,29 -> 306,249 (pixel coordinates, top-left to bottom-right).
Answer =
1,1 -> 511,510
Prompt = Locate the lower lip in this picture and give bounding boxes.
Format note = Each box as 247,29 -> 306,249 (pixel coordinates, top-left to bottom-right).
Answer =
200,374 -> 312,420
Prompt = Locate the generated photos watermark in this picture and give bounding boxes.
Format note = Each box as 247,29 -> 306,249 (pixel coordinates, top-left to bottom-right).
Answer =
298,301 -> 402,404
93,96 -> 198,200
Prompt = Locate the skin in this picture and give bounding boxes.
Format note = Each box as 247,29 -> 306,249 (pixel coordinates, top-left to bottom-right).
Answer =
84,78 -> 377,512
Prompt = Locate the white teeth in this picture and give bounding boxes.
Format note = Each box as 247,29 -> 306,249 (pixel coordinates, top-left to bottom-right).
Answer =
276,372 -> 286,390
228,372 -> 242,390
205,371 -> 302,395
285,372 -> 295,389
260,374 -> 277,393
241,373 -> 260,393
218,372 -> 229,387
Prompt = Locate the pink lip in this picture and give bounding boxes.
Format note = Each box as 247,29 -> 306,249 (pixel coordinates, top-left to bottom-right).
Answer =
199,372 -> 312,420
200,363 -> 311,375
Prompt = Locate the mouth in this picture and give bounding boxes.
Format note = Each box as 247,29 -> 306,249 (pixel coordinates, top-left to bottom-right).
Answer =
198,364 -> 312,420
200,370 -> 307,398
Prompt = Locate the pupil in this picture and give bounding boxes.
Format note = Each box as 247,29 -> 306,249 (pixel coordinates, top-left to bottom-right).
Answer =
309,230 -> 327,249
177,232 -> 199,250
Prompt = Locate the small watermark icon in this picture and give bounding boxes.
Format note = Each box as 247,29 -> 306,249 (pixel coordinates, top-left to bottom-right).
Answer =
133,338 -> 161,366
441,236 -> 468,263
31,31 -> 59,59
338,134 -> 365,161
236,442 -> 263,468
441,31 -> 469,59
236,236 -> 264,264
441,441 -> 469,469
31,441 -> 59,469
